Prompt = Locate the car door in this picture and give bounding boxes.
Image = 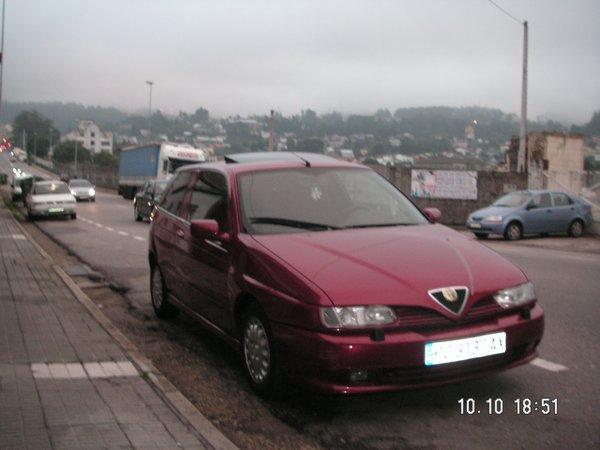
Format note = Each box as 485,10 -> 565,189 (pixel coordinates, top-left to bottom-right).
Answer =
551,192 -> 575,232
153,171 -> 192,302
180,170 -> 231,328
523,193 -> 553,234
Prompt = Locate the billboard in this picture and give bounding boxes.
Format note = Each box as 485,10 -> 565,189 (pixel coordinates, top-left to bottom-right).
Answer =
411,170 -> 478,200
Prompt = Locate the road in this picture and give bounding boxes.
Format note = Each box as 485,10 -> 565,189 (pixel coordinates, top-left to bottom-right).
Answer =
2,153 -> 599,449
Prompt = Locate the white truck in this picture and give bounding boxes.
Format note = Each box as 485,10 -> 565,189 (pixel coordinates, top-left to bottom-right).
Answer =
118,142 -> 206,199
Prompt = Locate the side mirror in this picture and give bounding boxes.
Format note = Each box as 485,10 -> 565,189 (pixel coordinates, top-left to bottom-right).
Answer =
423,207 -> 442,223
526,203 -> 537,210
190,219 -> 219,239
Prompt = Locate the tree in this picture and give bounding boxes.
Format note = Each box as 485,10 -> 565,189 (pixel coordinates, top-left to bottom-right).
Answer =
93,151 -> 118,168
52,141 -> 92,164
12,110 -> 60,158
193,107 -> 210,122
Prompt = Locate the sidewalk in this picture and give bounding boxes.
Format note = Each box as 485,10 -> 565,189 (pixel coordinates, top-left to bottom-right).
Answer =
0,205 -> 209,449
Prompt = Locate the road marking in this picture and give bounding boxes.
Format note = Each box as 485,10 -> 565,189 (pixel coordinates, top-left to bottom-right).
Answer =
530,358 -> 568,372
118,231 -> 129,236
106,227 -> 115,232
0,234 -> 26,240
31,361 -> 138,379
133,236 -> 145,241
95,223 -> 103,228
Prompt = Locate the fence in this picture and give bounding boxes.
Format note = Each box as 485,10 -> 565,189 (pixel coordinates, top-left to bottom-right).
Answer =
34,158 -> 119,190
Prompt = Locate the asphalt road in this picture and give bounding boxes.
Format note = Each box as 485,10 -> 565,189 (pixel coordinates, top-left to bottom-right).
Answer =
2,154 -> 599,449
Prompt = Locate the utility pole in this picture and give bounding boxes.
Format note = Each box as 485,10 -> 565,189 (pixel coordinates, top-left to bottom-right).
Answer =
33,132 -> 37,158
517,20 -> 528,173
267,109 -> 275,151
74,140 -> 78,174
146,80 -> 153,140
0,0 -> 6,122
48,126 -> 52,158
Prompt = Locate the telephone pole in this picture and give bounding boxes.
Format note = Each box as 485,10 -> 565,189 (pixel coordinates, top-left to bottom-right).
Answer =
0,0 -> 6,122
267,109 -> 275,151
146,80 -> 153,140
517,21 -> 528,173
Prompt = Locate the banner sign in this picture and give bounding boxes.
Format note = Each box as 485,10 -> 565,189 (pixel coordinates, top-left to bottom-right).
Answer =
411,170 -> 478,200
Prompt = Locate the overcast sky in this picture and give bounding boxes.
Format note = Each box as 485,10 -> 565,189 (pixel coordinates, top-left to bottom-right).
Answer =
3,0 -> 599,123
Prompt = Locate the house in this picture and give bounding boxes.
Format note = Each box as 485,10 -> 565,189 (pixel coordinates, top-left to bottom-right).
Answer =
62,120 -> 113,154
506,132 -> 586,193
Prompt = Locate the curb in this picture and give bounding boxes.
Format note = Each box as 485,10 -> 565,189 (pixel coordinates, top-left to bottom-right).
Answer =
7,207 -> 239,450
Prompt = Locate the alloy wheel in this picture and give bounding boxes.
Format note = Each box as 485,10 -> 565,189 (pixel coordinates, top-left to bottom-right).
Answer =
570,221 -> 583,237
507,223 -> 521,240
244,317 -> 271,384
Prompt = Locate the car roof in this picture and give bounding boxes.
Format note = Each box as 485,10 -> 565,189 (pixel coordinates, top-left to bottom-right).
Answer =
179,152 -> 364,175
35,180 -> 67,185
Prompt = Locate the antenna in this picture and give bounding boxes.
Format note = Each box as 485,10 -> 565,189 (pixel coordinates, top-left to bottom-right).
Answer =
292,152 -> 311,167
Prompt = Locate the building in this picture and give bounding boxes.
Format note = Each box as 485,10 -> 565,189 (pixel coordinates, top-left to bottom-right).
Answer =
506,132 -> 586,193
62,120 -> 114,154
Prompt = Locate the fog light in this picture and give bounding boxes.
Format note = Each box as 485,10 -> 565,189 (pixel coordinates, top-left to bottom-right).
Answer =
349,369 -> 369,382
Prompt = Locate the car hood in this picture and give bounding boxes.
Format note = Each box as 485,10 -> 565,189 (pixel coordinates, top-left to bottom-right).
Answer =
31,193 -> 75,203
470,205 -> 519,219
251,224 -> 527,308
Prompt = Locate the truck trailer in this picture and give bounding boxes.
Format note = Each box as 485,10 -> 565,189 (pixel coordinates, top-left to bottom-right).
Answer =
118,143 -> 206,199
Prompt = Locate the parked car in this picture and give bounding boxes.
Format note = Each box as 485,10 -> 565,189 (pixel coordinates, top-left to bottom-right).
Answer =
133,179 -> 169,221
10,171 -> 33,202
466,190 -> 593,240
148,152 -> 544,396
69,178 -> 96,202
26,180 -> 77,220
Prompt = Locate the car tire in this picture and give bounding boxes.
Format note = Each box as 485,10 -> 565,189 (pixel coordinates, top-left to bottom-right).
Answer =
150,265 -> 178,319
568,219 -> 584,238
70,213 -> 77,220
240,303 -> 282,398
27,209 -> 35,221
474,233 -> 488,240
92,198 -> 96,202
504,221 -> 522,241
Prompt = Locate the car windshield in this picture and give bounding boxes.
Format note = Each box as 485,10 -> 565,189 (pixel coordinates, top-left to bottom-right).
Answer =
492,192 -> 531,207
34,182 -> 70,195
238,168 -> 427,234
70,180 -> 91,187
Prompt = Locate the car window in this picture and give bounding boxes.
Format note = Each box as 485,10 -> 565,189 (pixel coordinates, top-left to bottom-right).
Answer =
142,181 -> 151,194
187,171 -> 229,231
529,193 -> 552,209
160,172 -> 191,217
553,193 -> 573,206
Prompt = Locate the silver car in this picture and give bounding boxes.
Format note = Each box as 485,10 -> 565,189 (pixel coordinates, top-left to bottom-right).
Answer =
69,178 -> 96,201
26,181 -> 77,220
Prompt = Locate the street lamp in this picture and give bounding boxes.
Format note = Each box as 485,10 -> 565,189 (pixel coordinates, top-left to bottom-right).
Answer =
146,80 -> 153,140
0,0 -> 7,122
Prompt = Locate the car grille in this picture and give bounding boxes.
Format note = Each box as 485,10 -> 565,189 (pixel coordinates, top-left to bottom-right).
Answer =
394,297 -> 513,330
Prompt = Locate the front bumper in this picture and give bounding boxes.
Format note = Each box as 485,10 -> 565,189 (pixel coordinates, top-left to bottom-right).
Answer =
30,205 -> 76,217
466,220 -> 505,234
273,305 -> 544,394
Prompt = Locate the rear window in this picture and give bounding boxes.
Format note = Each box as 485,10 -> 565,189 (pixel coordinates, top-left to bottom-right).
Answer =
34,182 -> 70,195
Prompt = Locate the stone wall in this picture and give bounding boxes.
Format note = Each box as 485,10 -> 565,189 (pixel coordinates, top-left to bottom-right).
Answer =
366,165 -> 528,225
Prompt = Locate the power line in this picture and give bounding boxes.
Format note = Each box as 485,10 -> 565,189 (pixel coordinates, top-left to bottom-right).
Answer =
486,0 -> 523,25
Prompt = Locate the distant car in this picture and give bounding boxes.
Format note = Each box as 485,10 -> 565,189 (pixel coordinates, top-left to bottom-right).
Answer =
26,180 -> 77,220
133,179 -> 168,221
69,178 -> 96,202
466,190 -> 593,240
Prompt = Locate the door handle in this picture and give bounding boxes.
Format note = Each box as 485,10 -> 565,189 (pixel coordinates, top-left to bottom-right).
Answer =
176,229 -> 185,238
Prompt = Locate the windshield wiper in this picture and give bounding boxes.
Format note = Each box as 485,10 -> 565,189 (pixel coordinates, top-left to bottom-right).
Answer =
344,223 -> 413,229
249,217 -> 341,230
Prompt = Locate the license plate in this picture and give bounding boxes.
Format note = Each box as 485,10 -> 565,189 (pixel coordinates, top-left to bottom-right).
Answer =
424,331 -> 506,366
48,207 -> 64,213
470,222 -> 481,229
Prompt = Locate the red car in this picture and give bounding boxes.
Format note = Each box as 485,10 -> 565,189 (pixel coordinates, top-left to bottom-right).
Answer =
148,152 -> 544,396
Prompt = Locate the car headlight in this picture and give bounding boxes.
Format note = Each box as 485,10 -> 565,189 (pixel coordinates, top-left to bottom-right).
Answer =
71,190 -> 77,196
493,282 -> 536,309
89,188 -> 95,196
320,305 -> 397,328
484,215 -> 503,223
